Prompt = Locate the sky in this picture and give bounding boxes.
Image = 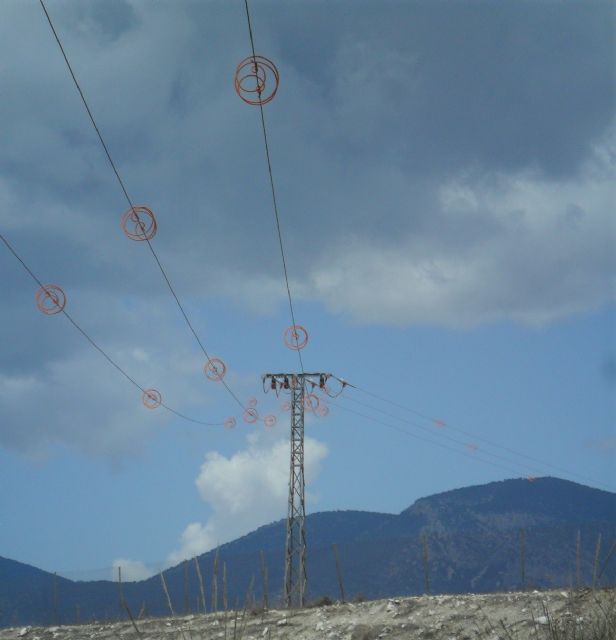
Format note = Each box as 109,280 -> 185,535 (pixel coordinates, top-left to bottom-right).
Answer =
0,0 -> 615,581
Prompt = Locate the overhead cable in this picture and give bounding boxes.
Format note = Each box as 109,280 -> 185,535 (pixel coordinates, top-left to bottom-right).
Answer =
0,232 -> 221,427
344,382 -> 615,492
331,400 -> 528,478
241,0 -> 304,373
38,0 -> 244,411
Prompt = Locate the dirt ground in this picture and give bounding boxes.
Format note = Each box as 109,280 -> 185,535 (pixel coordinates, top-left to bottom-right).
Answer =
2,588 -> 614,640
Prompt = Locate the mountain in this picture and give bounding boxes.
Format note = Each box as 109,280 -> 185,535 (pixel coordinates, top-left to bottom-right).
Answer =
2,477 -> 615,627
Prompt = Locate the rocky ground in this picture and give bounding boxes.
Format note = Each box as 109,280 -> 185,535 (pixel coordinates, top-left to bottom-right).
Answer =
2,588 -> 614,640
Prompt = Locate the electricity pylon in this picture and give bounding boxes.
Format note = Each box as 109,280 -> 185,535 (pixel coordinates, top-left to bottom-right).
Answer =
262,372 -> 333,608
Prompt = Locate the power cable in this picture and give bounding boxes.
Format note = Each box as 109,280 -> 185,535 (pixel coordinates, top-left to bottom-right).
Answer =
339,394 -> 543,477
38,0 -> 245,411
0,232 -> 221,427
344,382 -> 616,492
330,399 -> 528,478
336,396 -> 616,491
242,0 -> 304,373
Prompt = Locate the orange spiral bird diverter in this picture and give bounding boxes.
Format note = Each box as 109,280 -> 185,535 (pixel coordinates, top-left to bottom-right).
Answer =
234,55 -> 279,105
35,284 -> 66,315
142,389 -> 162,409
243,407 -> 259,424
283,325 -> 308,350
204,357 -> 227,381
121,206 -> 157,241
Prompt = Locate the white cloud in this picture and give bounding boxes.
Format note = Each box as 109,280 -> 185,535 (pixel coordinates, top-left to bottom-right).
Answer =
304,133 -> 616,328
0,319 -> 225,458
168,432 -> 328,564
112,558 -> 154,582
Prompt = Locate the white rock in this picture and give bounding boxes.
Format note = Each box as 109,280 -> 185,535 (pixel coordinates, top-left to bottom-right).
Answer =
19,628 -> 32,637
262,627 -> 269,637
536,616 -> 549,625
315,622 -> 325,631
560,592 -> 569,598
386,600 -> 400,613
277,618 -> 288,627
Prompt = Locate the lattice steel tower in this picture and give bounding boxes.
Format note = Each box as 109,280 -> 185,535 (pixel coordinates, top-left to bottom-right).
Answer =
262,372 -> 334,608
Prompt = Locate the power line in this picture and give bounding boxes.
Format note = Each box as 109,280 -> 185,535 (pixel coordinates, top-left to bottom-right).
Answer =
242,0 -> 304,373
339,394 -> 543,477
0,232 -> 221,427
38,0 -> 245,412
330,400 -> 527,478
344,383 -> 616,492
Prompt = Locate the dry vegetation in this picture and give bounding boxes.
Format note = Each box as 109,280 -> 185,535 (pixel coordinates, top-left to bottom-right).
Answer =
1,588 -> 615,640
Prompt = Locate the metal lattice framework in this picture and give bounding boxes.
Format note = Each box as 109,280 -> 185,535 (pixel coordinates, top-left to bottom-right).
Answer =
286,378 -> 306,607
262,372 -> 338,607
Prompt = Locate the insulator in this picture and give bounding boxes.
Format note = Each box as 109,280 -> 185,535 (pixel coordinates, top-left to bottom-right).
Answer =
142,388 -> 162,409
121,206 -> 157,241
319,375 -> 325,389
234,55 -> 279,106
35,284 -> 66,315
283,377 -> 290,389
204,357 -> 227,381
271,378 -> 277,390
283,325 -> 308,351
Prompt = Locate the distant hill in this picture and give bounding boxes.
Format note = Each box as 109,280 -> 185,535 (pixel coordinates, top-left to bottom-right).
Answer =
2,477 -> 615,627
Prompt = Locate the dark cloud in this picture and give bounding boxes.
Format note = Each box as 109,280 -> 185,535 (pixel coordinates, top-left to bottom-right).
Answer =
245,1 -> 615,179
0,0 -> 614,452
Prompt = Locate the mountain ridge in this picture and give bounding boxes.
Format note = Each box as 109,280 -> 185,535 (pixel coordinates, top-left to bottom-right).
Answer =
2,476 -> 615,627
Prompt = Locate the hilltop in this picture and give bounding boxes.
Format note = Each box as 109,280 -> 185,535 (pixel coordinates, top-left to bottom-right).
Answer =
2,477 -> 615,627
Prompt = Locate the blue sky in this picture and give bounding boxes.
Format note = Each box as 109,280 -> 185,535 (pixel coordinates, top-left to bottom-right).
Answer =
0,0 -> 615,581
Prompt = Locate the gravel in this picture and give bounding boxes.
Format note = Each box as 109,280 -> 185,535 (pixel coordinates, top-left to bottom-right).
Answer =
1,588 -> 614,640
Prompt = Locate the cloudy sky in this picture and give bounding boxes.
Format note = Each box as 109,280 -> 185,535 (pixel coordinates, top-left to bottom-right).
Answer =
1,0 -> 615,580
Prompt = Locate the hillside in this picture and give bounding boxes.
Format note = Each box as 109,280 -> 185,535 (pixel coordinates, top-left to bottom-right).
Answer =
2,477 -> 615,627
